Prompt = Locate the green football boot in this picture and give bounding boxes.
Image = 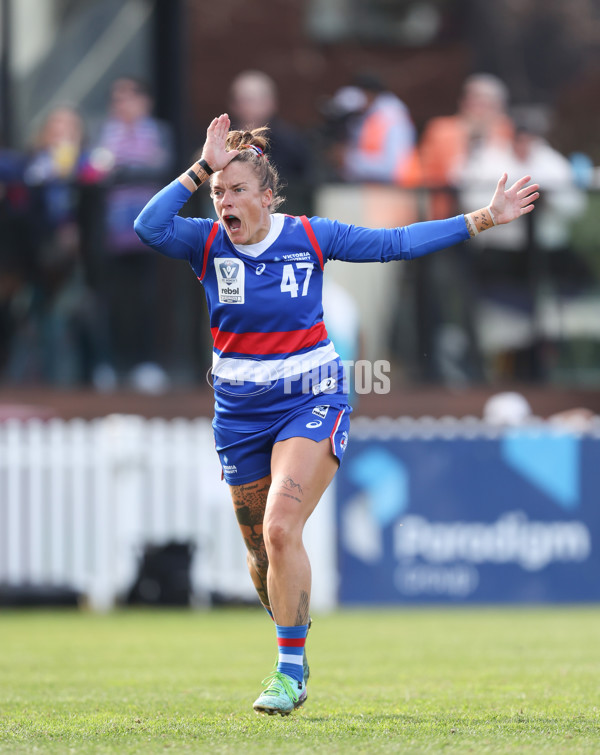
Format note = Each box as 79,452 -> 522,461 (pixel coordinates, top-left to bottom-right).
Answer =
253,671 -> 307,716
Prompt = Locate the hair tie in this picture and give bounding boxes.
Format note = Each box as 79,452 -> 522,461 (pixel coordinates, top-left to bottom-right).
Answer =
239,144 -> 265,157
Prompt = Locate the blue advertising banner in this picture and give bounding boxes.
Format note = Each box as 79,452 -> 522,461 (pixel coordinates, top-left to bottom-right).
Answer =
336,427 -> 600,603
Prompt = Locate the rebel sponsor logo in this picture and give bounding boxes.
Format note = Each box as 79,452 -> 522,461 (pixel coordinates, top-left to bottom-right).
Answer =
215,257 -> 245,303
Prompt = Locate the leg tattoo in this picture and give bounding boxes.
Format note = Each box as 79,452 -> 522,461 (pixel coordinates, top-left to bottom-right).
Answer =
247,548 -> 270,611
295,590 -> 310,625
232,480 -> 270,550
278,476 -> 304,502
231,480 -> 271,611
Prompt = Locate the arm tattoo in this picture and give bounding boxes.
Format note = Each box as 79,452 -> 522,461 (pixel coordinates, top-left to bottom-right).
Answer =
465,214 -> 477,238
465,208 -> 494,237
295,590 -> 310,625
473,210 -> 493,230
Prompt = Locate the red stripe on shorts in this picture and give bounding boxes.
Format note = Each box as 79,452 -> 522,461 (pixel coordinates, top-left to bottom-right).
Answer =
329,408 -> 344,456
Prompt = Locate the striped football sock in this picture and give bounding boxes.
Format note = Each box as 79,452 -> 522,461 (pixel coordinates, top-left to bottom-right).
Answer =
276,623 -> 308,684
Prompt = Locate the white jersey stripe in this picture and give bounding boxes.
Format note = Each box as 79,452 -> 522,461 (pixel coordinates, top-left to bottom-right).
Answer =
212,342 -> 339,383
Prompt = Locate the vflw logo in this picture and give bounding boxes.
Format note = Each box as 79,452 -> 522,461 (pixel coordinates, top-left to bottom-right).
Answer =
219,261 -> 239,284
215,257 -> 245,304
312,404 -> 330,419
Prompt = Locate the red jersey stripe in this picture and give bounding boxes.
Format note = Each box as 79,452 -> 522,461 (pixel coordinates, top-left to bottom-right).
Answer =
200,222 -> 219,281
300,215 -> 324,271
277,637 -> 306,647
211,320 -> 328,355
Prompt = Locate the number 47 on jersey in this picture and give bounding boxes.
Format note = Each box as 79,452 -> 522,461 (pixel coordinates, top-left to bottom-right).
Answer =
280,262 -> 314,298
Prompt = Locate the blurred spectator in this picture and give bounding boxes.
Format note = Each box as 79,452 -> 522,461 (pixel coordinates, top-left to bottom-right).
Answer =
4,106 -> 101,385
323,72 -> 419,185
91,76 -> 174,391
457,107 -> 588,380
483,391 -> 533,426
0,143 -> 29,376
483,390 -> 595,432
419,73 -> 514,216
458,107 -> 587,252
228,70 -> 311,214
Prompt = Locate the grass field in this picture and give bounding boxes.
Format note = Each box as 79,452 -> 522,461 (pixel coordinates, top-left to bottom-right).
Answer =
1,606 -> 599,754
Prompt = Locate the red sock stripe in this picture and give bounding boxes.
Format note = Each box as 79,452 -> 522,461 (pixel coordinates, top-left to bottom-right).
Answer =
277,637 -> 306,647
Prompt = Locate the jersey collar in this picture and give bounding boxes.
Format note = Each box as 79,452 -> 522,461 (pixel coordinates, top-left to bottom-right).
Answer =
231,213 -> 285,258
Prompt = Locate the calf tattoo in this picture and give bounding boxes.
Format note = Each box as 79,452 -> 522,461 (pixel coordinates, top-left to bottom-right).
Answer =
295,590 -> 310,625
231,480 -> 271,610
248,550 -> 270,611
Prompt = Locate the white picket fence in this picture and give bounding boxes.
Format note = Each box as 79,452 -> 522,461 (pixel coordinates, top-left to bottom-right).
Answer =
0,415 -> 336,611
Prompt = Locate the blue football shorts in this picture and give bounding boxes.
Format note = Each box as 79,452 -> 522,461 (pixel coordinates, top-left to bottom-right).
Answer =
213,401 -> 352,486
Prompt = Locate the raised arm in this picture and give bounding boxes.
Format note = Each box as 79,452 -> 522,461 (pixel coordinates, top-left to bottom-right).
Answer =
135,114 -> 239,259
179,113 -> 240,192
463,173 -> 540,237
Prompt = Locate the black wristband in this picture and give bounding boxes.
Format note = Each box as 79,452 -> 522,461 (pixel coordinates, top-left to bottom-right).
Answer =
186,168 -> 202,188
197,158 -> 214,176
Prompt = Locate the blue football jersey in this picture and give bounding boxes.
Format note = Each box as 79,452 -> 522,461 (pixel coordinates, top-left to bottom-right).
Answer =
193,213 -> 345,427
134,179 -> 470,427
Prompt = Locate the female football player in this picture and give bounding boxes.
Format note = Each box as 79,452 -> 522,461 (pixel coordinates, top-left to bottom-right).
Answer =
135,113 -> 538,716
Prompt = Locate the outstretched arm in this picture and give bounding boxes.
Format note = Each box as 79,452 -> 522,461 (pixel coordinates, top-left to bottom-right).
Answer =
179,113 -> 240,192
464,173 -> 540,237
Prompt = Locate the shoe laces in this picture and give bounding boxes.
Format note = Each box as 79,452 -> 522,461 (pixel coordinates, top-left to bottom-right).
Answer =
260,671 -> 300,703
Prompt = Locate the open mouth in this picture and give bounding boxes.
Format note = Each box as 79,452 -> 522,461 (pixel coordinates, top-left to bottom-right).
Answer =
223,215 -> 241,233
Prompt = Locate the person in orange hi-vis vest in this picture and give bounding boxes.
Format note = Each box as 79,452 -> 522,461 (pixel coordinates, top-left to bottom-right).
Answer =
419,73 -> 514,217
339,72 -> 419,186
